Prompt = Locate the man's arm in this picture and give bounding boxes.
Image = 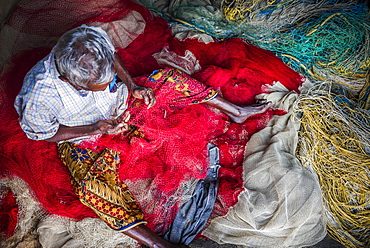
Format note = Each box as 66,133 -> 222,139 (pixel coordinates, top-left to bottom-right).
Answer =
114,53 -> 137,91
124,224 -> 189,248
44,119 -> 128,142
114,53 -> 156,108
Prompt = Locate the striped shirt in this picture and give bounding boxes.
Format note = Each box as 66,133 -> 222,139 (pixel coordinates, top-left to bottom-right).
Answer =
14,49 -> 129,143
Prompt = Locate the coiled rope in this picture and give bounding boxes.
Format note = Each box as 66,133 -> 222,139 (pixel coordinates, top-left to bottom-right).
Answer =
294,83 -> 370,247
263,11 -> 370,79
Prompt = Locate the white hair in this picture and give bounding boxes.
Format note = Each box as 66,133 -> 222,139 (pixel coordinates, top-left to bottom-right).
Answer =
54,26 -> 115,87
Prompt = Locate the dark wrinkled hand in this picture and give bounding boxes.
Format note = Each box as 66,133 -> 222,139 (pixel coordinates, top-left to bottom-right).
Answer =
132,86 -> 156,109
96,119 -> 128,135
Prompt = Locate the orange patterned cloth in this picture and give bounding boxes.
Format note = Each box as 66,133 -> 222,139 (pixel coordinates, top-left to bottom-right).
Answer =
58,142 -> 147,232
133,68 -> 218,108
121,68 -> 219,129
148,68 -> 218,105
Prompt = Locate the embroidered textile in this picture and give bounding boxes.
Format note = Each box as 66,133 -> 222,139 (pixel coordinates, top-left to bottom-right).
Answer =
58,142 -> 147,232
121,67 -> 218,127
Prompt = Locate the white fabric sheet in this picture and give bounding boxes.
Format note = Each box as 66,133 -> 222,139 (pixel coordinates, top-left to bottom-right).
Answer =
203,81 -> 326,247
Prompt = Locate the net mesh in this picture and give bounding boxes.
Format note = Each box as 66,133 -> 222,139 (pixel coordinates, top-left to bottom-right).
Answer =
139,0 -> 369,81
294,82 -> 370,247
0,0 -> 303,240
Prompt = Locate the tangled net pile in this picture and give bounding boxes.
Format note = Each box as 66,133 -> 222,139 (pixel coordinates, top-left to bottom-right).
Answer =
223,0 -> 370,79
222,0 -> 295,22
293,82 -> 370,247
253,10 -> 370,79
132,1 -> 370,246
141,0 -> 370,79
1,0 -> 369,246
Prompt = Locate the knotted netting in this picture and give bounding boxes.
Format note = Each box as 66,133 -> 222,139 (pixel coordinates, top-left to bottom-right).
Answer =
0,0 -> 306,244
294,82 -> 370,247
138,0 -> 370,81
221,0 -> 294,22
253,9 -> 370,79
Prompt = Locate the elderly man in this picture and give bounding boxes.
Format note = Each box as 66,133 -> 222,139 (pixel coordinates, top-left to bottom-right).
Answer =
14,25 -> 269,248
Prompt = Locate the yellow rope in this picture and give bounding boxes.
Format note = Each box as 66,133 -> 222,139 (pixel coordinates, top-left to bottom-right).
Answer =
222,0 -> 282,21
358,70 -> 370,110
294,84 -> 370,247
306,13 -> 349,36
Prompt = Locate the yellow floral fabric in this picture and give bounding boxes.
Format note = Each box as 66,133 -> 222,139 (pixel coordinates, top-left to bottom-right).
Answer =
58,142 -> 147,231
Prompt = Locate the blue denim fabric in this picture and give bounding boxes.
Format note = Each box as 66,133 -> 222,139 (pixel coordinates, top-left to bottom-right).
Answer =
161,143 -> 220,245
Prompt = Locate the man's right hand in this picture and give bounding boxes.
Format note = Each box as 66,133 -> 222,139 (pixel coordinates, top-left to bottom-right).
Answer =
44,119 -> 129,143
96,119 -> 129,135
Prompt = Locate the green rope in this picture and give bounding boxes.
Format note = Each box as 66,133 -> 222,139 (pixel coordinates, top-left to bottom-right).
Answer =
252,11 -> 370,78
138,0 -> 370,79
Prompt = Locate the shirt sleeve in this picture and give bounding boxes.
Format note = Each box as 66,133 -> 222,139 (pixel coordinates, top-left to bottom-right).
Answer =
17,100 -> 60,141
14,55 -> 61,141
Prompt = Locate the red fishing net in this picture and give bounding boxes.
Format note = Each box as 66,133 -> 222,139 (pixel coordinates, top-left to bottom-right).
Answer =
0,0 -> 303,235
0,186 -> 18,239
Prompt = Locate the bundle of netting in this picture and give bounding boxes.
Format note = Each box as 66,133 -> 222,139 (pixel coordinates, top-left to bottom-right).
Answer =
302,64 -> 370,110
253,8 -> 370,79
135,0 -> 249,40
293,82 -> 370,248
222,0 -> 294,22
138,0 -> 359,37
137,0 -> 370,80
358,72 -> 370,110
129,2 -> 368,106
221,0 -> 359,31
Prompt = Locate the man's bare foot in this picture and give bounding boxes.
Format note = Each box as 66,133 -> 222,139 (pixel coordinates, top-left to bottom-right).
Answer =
229,101 -> 271,123
205,96 -> 271,124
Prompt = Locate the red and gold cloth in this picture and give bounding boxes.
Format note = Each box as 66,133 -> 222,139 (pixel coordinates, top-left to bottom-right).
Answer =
141,68 -> 218,107
58,142 -> 147,232
123,67 -> 218,124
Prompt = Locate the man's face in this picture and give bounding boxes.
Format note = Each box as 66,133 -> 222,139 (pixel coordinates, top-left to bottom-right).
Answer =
80,82 -> 111,91
59,75 -> 113,92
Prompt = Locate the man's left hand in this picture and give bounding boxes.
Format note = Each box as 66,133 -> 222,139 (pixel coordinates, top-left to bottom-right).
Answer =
132,86 -> 156,109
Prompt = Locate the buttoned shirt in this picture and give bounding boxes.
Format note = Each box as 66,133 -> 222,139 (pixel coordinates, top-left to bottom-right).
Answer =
14,49 -> 129,144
